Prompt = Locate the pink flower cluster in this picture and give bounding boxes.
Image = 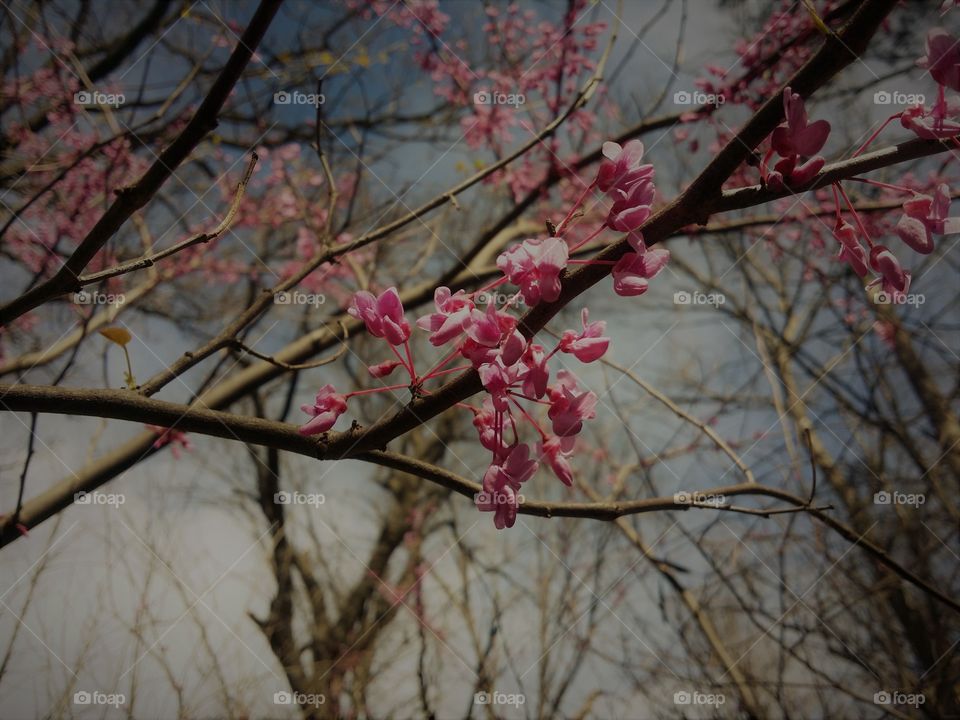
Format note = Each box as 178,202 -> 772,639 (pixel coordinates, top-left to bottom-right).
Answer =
764,87 -> 830,188
824,27 -> 960,301
299,138 -> 671,528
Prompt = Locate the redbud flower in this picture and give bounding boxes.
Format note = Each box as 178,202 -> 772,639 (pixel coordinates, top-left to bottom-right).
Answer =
537,436 -> 574,486
867,245 -> 911,298
478,357 -> 522,411
772,87 -> 830,158
147,425 -> 193,459
896,184 -> 960,255
833,220 -> 869,277
472,397 -> 507,454
521,343 -> 550,399
416,286 -> 474,346
479,443 -> 538,529
606,177 -> 656,231
299,385 -> 348,436
496,236 -> 569,305
611,236 -> 670,297
547,371 -> 597,445
348,287 -> 410,345
368,360 -> 404,378
466,302 -> 514,347
559,308 -> 609,363
900,100 -> 960,139
596,140 -> 654,193
918,28 -> 960,92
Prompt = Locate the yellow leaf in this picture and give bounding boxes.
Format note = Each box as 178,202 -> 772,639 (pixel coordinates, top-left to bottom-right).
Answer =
99,327 -> 132,347
318,51 -> 336,66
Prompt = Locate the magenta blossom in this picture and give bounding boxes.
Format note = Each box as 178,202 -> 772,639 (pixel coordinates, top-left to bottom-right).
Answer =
606,176 -> 656,231
867,245 -> 911,299
538,436 -> 574,486
900,100 -> 960,139
147,425 -> 193,460
772,87 -> 831,158
547,370 -> 597,446
472,397 -> 508,455
612,234 -> 670,296
478,357 -> 522,411
559,308 -> 609,363
896,184 -> 960,254
478,443 -> 538,529
521,343 -> 550,399
496,236 -> 569,305
368,359 -> 404,378
465,302 -> 515,348
767,87 -> 830,188
416,286 -> 474,346
918,28 -> 960,92
833,220 -> 869,277
596,140 -> 655,193
299,384 -> 348,436
349,287 -> 411,345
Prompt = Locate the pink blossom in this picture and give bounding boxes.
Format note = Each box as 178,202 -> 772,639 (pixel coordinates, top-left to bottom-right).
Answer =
478,443 -> 538,529
475,482 -> 522,529
596,140 -> 654,193
833,220 -> 868,277
896,184 -> 960,254
867,245 -> 911,298
538,436 -> 574,486
472,397 -> 507,455
547,370 -> 597,445
559,308 -> 609,362
478,357 -> 522,411
299,385 -> 348,435
769,154 -> 824,188
499,329 -> 527,367
611,236 -> 670,296
900,100 -> 960,139
416,286 -> 474,345
496,236 -> 569,305
772,87 -> 830,158
348,287 -> 411,345
521,343 -> 550,399
918,28 -> 960,91
471,396 -> 506,456
369,360 -> 404,378
147,425 -> 193,460
465,302 -> 515,348
606,176 -> 656,231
